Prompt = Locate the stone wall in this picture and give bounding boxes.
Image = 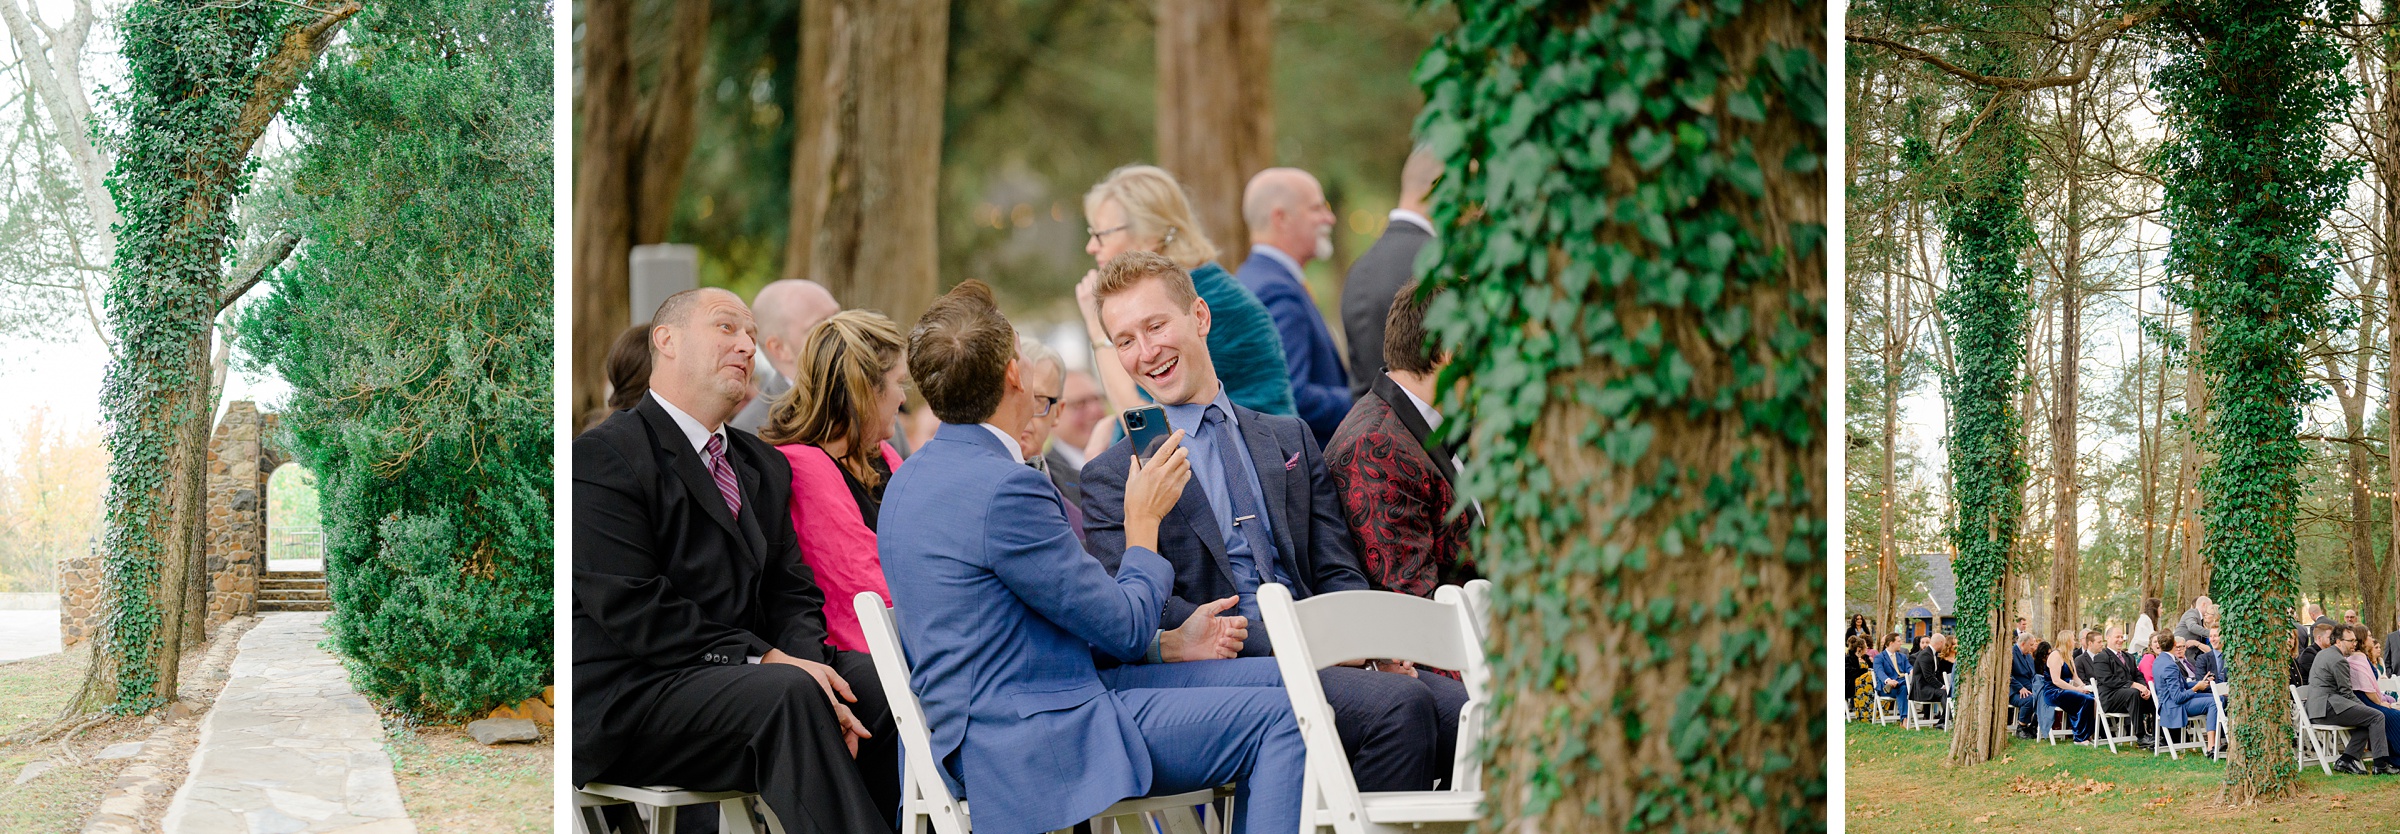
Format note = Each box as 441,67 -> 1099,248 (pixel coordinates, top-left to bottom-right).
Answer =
204,402 -> 270,634
58,401 -> 281,646
57,552 -> 101,646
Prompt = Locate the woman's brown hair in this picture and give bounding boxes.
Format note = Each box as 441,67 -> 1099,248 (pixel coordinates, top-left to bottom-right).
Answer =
760,310 -> 907,487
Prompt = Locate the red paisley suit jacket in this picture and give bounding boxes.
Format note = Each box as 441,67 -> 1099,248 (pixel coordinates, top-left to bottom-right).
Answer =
1324,380 -> 1477,599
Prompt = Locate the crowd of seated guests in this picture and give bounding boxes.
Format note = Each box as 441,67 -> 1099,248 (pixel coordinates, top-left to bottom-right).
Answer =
573,156 -> 1494,830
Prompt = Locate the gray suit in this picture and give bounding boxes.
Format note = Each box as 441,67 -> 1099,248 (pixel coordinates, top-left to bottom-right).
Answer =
2173,606 -> 2207,643
2385,629 -> 2400,673
728,362 -> 792,435
2305,647 -> 2389,761
1338,219 -> 1432,399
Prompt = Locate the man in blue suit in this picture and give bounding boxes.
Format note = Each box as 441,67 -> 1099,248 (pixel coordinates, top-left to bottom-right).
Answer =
1239,167 -> 1352,444
2010,633 -> 2040,738
1871,633 -> 1911,708
879,279 -> 1302,834
1082,251 -> 1466,793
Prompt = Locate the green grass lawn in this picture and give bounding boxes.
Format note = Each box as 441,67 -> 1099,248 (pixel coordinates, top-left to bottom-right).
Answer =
0,645 -> 128,834
1847,721 -> 2400,833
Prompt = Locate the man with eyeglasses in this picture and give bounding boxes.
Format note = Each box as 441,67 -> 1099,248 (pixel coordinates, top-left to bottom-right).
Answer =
1047,370 -> 1107,503
1014,335 -> 1085,539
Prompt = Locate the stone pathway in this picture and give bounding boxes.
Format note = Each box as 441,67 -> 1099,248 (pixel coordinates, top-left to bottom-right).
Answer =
160,613 -> 415,834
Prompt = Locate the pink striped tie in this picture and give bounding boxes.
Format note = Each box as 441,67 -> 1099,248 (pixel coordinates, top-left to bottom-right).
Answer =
704,434 -> 741,518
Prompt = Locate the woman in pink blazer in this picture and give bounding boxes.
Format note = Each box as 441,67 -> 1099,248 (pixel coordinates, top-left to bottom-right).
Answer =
759,310 -> 909,654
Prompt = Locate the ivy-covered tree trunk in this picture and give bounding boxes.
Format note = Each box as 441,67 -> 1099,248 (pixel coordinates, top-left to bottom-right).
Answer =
1418,1 -> 1824,830
87,0 -> 355,715
2153,0 -> 2356,803
1936,48 -> 2034,767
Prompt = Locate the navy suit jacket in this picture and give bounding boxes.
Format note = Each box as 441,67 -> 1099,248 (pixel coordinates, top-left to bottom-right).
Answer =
2154,654 -> 2211,729
1081,399 -> 1369,656
879,423 -> 1176,834
1871,649 -> 1910,690
1238,250 -> 1353,443
2010,648 -> 2038,697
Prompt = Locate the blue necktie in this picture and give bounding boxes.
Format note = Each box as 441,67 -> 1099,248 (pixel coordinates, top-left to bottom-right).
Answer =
1203,405 -> 1272,619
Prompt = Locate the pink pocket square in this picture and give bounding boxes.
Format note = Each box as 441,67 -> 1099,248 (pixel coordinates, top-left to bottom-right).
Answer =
1284,453 -> 1300,470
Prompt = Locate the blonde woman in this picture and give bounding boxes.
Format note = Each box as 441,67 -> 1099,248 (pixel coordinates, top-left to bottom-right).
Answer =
1073,164 -> 1295,460
760,310 -> 909,654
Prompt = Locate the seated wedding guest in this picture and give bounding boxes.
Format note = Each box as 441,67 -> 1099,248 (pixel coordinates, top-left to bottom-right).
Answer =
2089,625 -> 2156,748
1326,281 -> 1478,597
2307,625 -> 2399,775
1080,251 -> 1464,793
879,279 -> 1303,834
732,279 -> 841,434
1848,615 -> 1875,642
1046,369 -> 1107,506
1872,633 -> 1911,707
1240,167 -> 1352,443
2343,629 -> 2400,772
2037,635 -> 2095,742
1073,164 -> 1295,435
579,321 -> 654,435
2073,629 -> 2100,681
1014,335 -> 1086,539
2152,633 -> 2217,755
2296,622 -> 2335,687
2296,603 -> 2334,654
2384,619 -> 2400,673
758,310 -> 909,655
574,288 -> 899,832
1846,636 -> 1875,719
1909,633 -> 1949,727
2011,633 -> 2041,737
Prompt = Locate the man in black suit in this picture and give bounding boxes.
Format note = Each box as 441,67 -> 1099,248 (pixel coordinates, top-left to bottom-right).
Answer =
1908,633 -> 1949,728
1080,251 -> 1467,793
2088,625 -> 2156,748
1339,146 -> 1440,400
574,287 -> 900,832
2294,622 -> 2335,687
2384,619 -> 2400,673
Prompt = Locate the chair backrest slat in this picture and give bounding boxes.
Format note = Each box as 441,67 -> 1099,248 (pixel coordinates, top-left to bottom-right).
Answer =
1281,589 -> 1477,671
855,592 -> 969,832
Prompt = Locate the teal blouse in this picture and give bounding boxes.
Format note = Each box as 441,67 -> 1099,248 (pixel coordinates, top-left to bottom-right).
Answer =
1189,261 -> 1297,416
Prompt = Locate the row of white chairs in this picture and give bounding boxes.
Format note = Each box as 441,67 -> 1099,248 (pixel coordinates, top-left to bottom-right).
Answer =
578,579 -> 1496,834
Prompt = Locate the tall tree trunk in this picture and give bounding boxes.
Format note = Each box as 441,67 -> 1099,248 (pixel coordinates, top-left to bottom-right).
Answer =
2174,314 -> 2209,605
2044,81 -> 2088,637
1155,0 -> 1273,255
2138,290 -> 2162,608
1877,205 -> 1904,638
570,0 -> 708,419
2382,5 -> 2400,637
784,0 -> 950,326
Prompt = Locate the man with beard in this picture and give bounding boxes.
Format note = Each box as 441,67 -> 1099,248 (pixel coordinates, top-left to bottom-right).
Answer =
1239,167 -> 1351,444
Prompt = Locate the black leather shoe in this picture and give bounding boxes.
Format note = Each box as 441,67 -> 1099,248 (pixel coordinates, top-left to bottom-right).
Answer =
2375,761 -> 2400,776
2334,756 -> 2372,776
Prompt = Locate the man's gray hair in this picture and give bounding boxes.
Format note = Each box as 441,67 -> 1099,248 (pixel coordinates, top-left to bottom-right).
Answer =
1016,333 -> 1064,380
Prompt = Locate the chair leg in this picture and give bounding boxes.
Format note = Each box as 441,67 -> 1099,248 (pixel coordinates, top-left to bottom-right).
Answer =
653,804 -> 677,834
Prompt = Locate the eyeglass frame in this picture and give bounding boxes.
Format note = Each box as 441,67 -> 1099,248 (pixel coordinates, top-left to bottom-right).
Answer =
1032,392 -> 1064,417
1086,224 -> 1130,247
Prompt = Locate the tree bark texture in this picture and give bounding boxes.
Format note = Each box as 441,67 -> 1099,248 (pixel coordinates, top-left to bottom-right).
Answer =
2175,315 -> 2209,606
1155,0 -> 1273,257
570,0 -> 708,419
2044,84 -> 2086,635
783,0 -> 950,328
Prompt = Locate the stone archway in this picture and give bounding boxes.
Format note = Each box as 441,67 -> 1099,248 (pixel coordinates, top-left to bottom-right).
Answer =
201,401 -> 280,631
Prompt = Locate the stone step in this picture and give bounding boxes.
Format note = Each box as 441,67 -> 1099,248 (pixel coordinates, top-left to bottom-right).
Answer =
257,600 -> 331,612
264,570 -> 325,581
259,581 -> 325,594
258,589 -> 329,602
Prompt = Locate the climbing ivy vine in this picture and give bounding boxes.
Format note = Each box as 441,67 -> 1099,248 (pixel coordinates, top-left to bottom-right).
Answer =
94,0 -> 353,714
233,0 -> 551,719
1415,1 -> 1824,829
2150,0 -> 2355,802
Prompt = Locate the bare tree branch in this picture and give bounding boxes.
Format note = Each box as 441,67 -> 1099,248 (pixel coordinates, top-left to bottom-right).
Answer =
218,230 -> 298,311
1848,7 -> 2163,93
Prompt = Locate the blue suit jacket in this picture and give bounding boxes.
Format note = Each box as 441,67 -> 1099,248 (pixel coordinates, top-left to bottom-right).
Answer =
880,423 -> 1173,834
1238,250 -> 1353,443
1081,400 -> 1369,656
1871,650 -> 1910,690
2010,648 -> 2038,697
2154,655 -> 2211,729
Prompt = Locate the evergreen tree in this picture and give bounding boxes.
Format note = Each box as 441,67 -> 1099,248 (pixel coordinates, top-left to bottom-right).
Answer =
234,0 -> 552,718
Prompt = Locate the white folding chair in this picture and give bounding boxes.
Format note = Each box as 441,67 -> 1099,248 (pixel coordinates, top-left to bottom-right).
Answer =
2288,684 -> 2350,776
1257,583 -> 1485,834
2210,687 -> 2231,760
2150,685 -> 2203,760
853,592 -> 1225,834
1902,672 -> 1941,730
1456,579 -> 1492,644
575,785 -> 780,834
2043,697 -> 2077,745
2092,704 -> 2136,753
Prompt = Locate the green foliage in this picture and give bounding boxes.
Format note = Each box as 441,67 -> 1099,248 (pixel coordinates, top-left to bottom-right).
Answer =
233,0 -> 552,719
1928,7 -> 2035,678
1416,0 -> 1824,828
266,465 -> 323,562
2150,0 -> 2357,795
96,0 -> 310,714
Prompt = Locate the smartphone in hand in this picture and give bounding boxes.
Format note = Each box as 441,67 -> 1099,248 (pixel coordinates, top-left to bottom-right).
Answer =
1123,404 -> 1172,465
